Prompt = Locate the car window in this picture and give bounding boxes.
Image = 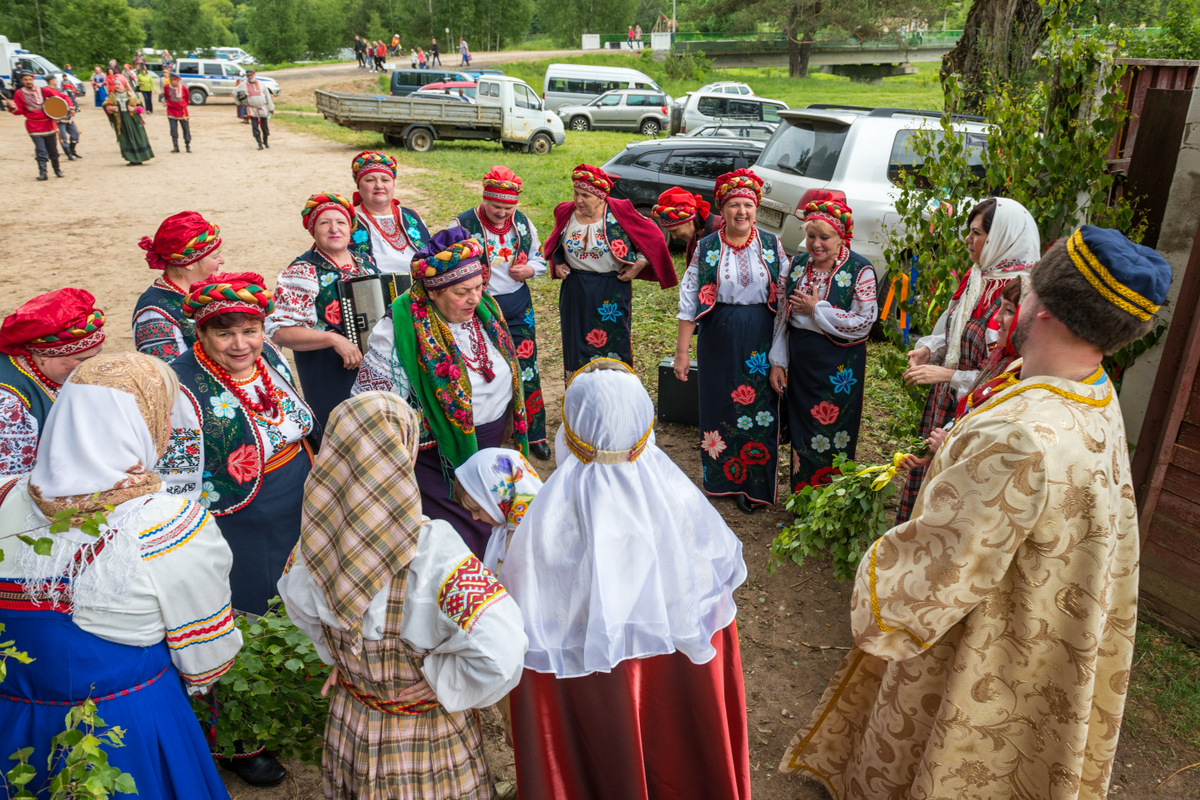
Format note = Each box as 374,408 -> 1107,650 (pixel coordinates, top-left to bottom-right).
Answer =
887,129 -> 988,188
178,62 -> 199,75
728,99 -> 765,119
660,152 -> 686,176
514,83 -> 537,109
762,104 -> 784,122
757,119 -> 848,181
683,151 -> 738,179
223,64 -> 241,76
597,93 -> 621,107
697,96 -> 728,117
633,150 -> 669,170
203,63 -> 223,76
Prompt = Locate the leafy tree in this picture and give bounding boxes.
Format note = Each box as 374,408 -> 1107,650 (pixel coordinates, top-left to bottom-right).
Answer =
246,0 -> 306,61
0,0 -> 54,56
941,0 -> 1047,112
152,0 -> 217,53
51,0 -> 144,68
538,0 -> 639,47
1123,0 -> 1200,58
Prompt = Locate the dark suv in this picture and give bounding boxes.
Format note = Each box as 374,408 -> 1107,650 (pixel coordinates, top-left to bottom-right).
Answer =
601,137 -> 765,214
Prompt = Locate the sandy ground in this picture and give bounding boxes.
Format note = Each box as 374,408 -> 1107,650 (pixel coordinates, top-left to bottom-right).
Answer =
3,58 -> 1198,800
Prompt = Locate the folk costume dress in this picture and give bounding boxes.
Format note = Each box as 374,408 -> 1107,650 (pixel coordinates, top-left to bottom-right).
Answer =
457,175 -> 549,446
277,393 -> 528,800
504,361 -> 750,800
452,447 -> 543,574
651,186 -> 723,266
352,230 -> 529,561
0,353 -> 241,800
897,198 -> 1038,521
544,165 -> 676,372
133,212 -> 224,362
769,225 -> 877,491
104,78 -> 154,164
9,81 -> 68,166
679,228 -> 788,507
0,288 -> 106,477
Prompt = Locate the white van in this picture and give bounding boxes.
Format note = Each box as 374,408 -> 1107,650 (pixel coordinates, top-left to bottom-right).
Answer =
542,63 -> 663,112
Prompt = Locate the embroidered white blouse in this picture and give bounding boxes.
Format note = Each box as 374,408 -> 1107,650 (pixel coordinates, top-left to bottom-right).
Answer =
768,262 -> 879,367
482,220 -> 548,297
562,216 -> 634,275
277,518 -> 528,712
676,234 -> 789,322
363,213 -> 418,275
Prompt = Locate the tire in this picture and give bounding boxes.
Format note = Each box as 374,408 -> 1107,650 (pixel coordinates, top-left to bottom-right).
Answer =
640,118 -> 661,136
188,88 -> 207,105
406,129 -> 434,152
569,116 -> 591,132
528,133 -> 553,155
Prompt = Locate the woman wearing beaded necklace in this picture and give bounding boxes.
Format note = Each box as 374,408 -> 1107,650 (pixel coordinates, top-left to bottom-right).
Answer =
348,150 -> 430,274
134,211 -> 225,363
767,193 -> 877,495
674,169 -> 789,514
267,193 -> 377,441
353,228 -> 530,560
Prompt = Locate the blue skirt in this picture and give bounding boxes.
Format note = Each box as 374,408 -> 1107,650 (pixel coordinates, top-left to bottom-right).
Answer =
559,271 -> 632,373
0,602 -> 228,800
495,285 -> 546,445
294,347 -> 357,447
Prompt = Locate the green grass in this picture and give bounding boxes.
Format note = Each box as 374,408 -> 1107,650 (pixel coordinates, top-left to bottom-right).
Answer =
1126,618 -> 1200,757
276,103 -> 317,113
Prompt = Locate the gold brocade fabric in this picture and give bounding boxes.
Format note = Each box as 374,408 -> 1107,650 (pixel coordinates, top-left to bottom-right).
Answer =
780,371 -> 1139,800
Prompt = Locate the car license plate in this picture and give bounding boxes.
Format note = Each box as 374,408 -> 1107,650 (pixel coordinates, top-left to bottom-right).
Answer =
757,206 -> 783,229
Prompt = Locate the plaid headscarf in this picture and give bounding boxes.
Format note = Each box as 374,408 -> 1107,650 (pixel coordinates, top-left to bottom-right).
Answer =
300,392 -> 423,653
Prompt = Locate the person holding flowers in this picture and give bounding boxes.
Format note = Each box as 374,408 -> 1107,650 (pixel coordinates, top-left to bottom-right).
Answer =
352,228 -> 529,561
768,192 -> 877,493
543,164 -> 675,375
674,169 -> 789,514
456,166 -> 551,460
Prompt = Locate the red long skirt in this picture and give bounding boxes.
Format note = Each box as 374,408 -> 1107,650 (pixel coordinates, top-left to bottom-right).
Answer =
509,622 -> 750,800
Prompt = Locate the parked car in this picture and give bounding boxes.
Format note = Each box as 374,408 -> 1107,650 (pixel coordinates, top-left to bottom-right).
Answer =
683,81 -> 755,102
542,63 -> 662,112
682,121 -> 777,141
671,92 -> 787,135
600,137 -> 765,214
214,47 -> 256,65
171,58 -> 279,104
419,80 -> 477,101
752,105 -> 989,267
390,68 -> 473,96
556,88 -> 670,135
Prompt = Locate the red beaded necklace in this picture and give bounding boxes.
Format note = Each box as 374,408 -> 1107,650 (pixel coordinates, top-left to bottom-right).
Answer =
477,207 -> 513,237
720,226 -> 758,252
23,354 -> 62,392
315,247 -> 362,275
157,274 -> 188,295
439,315 -> 495,382
361,204 -> 411,252
195,341 -> 281,417
803,245 -> 849,302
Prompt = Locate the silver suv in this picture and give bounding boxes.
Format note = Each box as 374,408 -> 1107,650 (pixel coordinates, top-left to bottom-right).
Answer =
753,106 -> 988,267
172,58 -> 280,105
556,89 -> 671,135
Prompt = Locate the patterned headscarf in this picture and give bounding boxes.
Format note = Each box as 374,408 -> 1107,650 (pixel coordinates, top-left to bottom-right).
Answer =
482,165 -> 522,204
182,272 -> 275,326
714,168 -> 762,209
454,447 -> 543,573
138,211 -> 222,270
302,192 -> 356,235
652,187 -> 711,229
351,150 -> 397,183
301,391 -> 423,652
0,288 -> 106,357
412,227 -> 486,289
803,192 -> 854,242
572,163 -> 614,200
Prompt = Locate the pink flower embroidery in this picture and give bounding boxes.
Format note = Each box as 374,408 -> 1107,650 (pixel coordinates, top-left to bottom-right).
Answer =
585,328 -> 607,348
698,284 -> 717,305
730,385 -> 756,406
701,430 -> 726,460
811,401 -> 839,425
610,238 -> 629,259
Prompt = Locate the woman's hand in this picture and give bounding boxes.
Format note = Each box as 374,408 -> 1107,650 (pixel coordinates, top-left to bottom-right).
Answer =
927,426 -> 948,453
906,346 -> 931,367
320,666 -> 339,697
508,262 -> 535,281
673,353 -> 690,382
769,365 -> 787,394
617,259 -> 648,282
897,427 -> 949,472
393,678 -> 437,704
330,333 -> 364,370
790,285 -> 819,315
902,364 -> 955,386
553,260 -> 570,279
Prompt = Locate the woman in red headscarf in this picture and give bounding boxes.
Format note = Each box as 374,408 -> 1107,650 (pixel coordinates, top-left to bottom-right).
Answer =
674,169 -> 788,514
134,211 -> 226,362
266,193 -> 377,441
0,288 -> 106,477
767,193 -> 877,494
347,149 -> 430,274
543,163 -> 675,375
651,186 -> 722,265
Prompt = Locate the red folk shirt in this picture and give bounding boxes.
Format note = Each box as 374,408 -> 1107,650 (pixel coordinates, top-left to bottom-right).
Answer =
9,86 -> 67,136
165,82 -> 189,119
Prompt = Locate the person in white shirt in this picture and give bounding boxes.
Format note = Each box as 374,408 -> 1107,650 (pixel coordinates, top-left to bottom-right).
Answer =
348,149 -> 431,275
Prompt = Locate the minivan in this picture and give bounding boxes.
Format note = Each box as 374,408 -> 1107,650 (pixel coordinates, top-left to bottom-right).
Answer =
672,92 -> 788,135
542,63 -> 663,112
390,68 -> 473,96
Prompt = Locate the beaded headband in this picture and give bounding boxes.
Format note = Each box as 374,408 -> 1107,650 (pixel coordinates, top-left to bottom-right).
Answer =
804,199 -> 854,242
413,237 -> 486,289
562,359 -> 654,465
28,310 -> 107,356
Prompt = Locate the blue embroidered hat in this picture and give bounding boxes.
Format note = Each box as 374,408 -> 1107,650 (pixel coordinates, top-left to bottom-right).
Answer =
1066,226 -> 1171,322
412,227 -> 485,289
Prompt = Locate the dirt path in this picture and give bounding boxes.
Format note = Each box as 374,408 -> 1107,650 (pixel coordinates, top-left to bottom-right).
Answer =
2,64 -> 1196,800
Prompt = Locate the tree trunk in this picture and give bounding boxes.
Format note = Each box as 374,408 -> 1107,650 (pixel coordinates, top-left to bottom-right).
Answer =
789,1 -> 820,78
941,0 -> 1046,113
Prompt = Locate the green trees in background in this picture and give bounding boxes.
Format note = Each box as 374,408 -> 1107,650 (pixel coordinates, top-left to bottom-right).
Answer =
53,0 -> 144,67
538,0 -> 638,47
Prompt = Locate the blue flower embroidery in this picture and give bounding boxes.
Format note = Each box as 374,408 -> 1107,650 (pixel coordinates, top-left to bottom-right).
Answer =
598,301 -> 623,322
516,221 -> 528,237
835,272 -> 852,287
407,226 -> 423,244
737,416 -> 753,430
763,247 -> 775,264
756,410 -> 774,426
523,308 -> 536,328
606,211 -> 617,225
811,434 -> 831,453
199,480 -> 221,507
745,351 -> 769,376
521,367 -> 535,382
352,228 -> 368,244
705,248 -> 720,267
833,430 -> 850,449
320,272 -> 337,286
210,391 -> 238,419
830,366 -> 857,395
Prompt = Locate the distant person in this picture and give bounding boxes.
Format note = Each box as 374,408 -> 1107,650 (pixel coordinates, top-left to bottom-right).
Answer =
635,23 -> 643,48
375,40 -> 386,71
104,75 -> 154,166
45,75 -> 81,161
10,70 -> 70,180
162,48 -> 175,72
136,64 -> 155,112
165,72 -> 192,152
430,37 -> 442,66
460,37 -> 470,65
410,47 -> 417,69
417,47 -> 426,69
234,69 -> 274,150
91,65 -> 107,106
354,35 -> 364,68
627,25 -> 635,50
390,33 -> 399,55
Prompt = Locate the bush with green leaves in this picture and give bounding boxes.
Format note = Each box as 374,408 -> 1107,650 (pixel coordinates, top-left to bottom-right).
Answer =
4,700 -> 138,799
195,599 -> 331,765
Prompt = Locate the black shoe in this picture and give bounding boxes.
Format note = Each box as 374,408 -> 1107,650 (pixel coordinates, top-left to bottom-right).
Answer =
37,163 -> 48,181
257,142 -> 263,150
264,140 -> 269,148
65,150 -> 76,161
186,144 -> 191,152
51,159 -> 63,177
735,495 -> 755,514
530,441 -> 551,460
219,753 -> 287,787
70,145 -> 81,158
171,144 -> 180,153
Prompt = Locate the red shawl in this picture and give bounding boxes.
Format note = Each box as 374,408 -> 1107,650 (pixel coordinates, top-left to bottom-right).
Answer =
544,198 -> 677,289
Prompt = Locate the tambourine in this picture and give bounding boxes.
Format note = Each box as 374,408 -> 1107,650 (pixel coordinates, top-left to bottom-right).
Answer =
43,95 -> 70,120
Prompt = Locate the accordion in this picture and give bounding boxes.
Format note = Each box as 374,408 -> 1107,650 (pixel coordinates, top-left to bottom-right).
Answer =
338,273 -> 412,352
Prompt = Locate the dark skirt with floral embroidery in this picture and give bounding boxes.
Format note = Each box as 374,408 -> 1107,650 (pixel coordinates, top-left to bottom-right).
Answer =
559,271 -> 632,373
496,285 -> 546,445
786,327 -> 866,494
294,347 -> 357,447
696,303 -> 780,508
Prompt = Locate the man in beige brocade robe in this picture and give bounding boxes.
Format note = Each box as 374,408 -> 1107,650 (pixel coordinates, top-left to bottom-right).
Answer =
780,226 -> 1173,800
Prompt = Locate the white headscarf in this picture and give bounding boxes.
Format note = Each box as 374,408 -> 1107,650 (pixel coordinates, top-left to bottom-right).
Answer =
453,447 -> 543,573
502,360 -> 747,678
945,197 -> 1040,369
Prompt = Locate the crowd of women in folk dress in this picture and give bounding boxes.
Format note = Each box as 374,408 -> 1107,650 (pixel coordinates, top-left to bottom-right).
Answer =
0,141 -> 1164,800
